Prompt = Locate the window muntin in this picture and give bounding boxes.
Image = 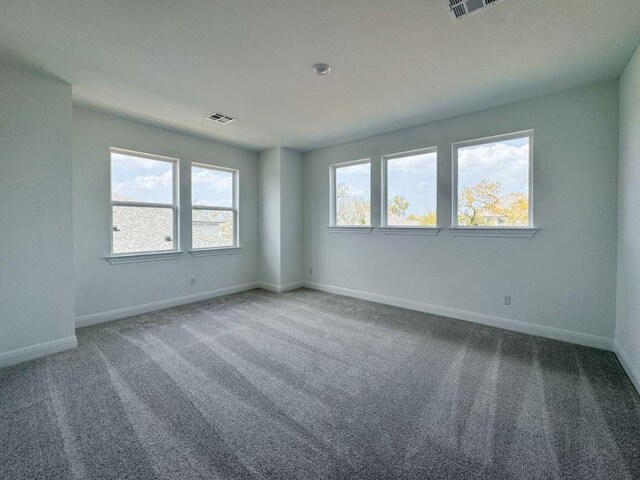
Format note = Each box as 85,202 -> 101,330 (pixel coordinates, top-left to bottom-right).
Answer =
191,163 -> 238,249
331,160 -> 371,227
110,148 -> 178,255
453,131 -> 533,228
382,148 -> 437,227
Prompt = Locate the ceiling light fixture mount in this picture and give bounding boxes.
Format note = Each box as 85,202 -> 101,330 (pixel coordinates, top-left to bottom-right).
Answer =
312,63 -> 332,76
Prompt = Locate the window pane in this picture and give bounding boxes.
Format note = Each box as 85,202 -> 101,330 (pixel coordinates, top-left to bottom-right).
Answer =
111,152 -> 174,204
386,151 -> 437,226
335,162 -> 370,226
192,209 -> 234,249
192,166 -> 234,208
112,205 -> 175,254
457,136 -> 530,227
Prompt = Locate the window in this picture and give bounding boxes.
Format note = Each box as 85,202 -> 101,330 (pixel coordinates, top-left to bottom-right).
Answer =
191,163 -> 238,249
330,160 -> 371,227
382,147 -> 437,227
110,148 -> 178,255
453,131 -> 533,228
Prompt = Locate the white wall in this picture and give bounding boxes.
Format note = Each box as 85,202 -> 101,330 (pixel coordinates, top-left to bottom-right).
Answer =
258,148 -> 282,286
0,67 -> 624,366
616,42 -> 640,391
280,148 -> 303,287
258,147 -> 303,289
303,81 -> 619,348
0,65 -> 75,365
73,108 -> 259,324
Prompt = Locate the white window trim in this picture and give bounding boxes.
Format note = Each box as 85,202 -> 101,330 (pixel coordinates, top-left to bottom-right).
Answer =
329,158 -> 372,229
449,227 -> 537,238
189,246 -> 241,257
190,163 -> 240,252
105,251 -> 183,265
107,147 -> 180,259
381,146 -> 438,233
379,227 -> 440,236
451,130 -> 535,232
328,226 -> 374,234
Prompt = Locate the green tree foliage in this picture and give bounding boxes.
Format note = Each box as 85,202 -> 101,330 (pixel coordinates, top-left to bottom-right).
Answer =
457,180 -> 528,226
406,211 -> 437,226
336,183 -> 370,225
388,195 -> 410,217
387,194 -> 437,226
336,180 -> 527,228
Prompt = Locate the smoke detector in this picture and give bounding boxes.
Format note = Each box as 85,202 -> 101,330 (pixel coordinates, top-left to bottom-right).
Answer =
207,112 -> 235,125
444,0 -> 503,21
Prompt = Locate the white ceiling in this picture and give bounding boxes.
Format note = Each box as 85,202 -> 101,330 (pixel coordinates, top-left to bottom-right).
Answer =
1,1 -> 639,152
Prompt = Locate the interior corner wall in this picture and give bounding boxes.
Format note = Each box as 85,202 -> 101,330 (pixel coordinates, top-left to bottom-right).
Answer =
280,148 -> 303,287
303,81 -> 619,348
0,64 -> 75,366
615,41 -> 640,392
258,147 -> 303,290
73,107 -> 259,324
258,148 -> 282,287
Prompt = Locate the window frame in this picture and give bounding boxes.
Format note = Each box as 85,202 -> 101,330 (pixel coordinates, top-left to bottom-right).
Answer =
109,147 -> 180,257
381,146 -> 438,230
329,158 -> 372,229
451,130 -> 534,230
190,162 -> 239,251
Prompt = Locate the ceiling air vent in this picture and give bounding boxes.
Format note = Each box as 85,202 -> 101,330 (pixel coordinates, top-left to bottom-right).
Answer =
444,0 -> 503,21
207,112 -> 235,125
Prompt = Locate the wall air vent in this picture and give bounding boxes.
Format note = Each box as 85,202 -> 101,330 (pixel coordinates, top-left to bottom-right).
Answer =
207,112 -> 235,125
444,0 -> 503,22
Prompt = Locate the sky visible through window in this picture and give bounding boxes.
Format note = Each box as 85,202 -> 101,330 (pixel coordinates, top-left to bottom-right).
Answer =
192,166 -> 233,207
111,153 -> 173,204
457,136 -> 530,227
458,137 -> 529,196
387,151 -> 437,216
336,162 -> 370,201
335,162 -> 371,226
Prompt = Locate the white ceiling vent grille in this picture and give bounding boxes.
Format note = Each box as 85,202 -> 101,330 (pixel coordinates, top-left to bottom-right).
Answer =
207,112 -> 235,125
444,0 -> 503,21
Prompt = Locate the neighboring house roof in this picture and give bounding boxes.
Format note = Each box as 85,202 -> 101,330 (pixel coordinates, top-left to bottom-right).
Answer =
112,193 -> 232,253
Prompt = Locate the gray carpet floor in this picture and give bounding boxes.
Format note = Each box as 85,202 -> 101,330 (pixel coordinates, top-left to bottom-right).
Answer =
2,288 -> 640,479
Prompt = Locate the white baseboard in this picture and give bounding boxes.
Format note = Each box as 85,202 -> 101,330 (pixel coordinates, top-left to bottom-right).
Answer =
303,281 -> 614,351
614,342 -> 640,395
72,278 -> 615,353
256,281 -> 305,293
0,335 -> 77,368
75,282 -> 259,328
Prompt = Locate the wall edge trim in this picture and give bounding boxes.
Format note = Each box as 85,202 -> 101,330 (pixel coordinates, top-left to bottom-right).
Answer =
614,341 -> 640,395
303,281 -> 614,351
0,335 -> 78,368
256,281 -> 305,293
75,282 -> 259,328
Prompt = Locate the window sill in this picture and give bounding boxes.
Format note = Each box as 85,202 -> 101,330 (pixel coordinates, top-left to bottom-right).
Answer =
379,227 -> 440,236
449,227 -> 537,238
105,251 -> 183,264
328,226 -> 373,234
189,246 -> 241,257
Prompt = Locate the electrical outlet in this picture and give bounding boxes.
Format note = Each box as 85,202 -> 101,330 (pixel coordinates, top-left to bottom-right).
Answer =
190,276 -> 196,285
503,295 -> 511,306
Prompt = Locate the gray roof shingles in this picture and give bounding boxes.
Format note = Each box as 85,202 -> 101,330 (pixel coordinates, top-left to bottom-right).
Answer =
112,193 -> 232,253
